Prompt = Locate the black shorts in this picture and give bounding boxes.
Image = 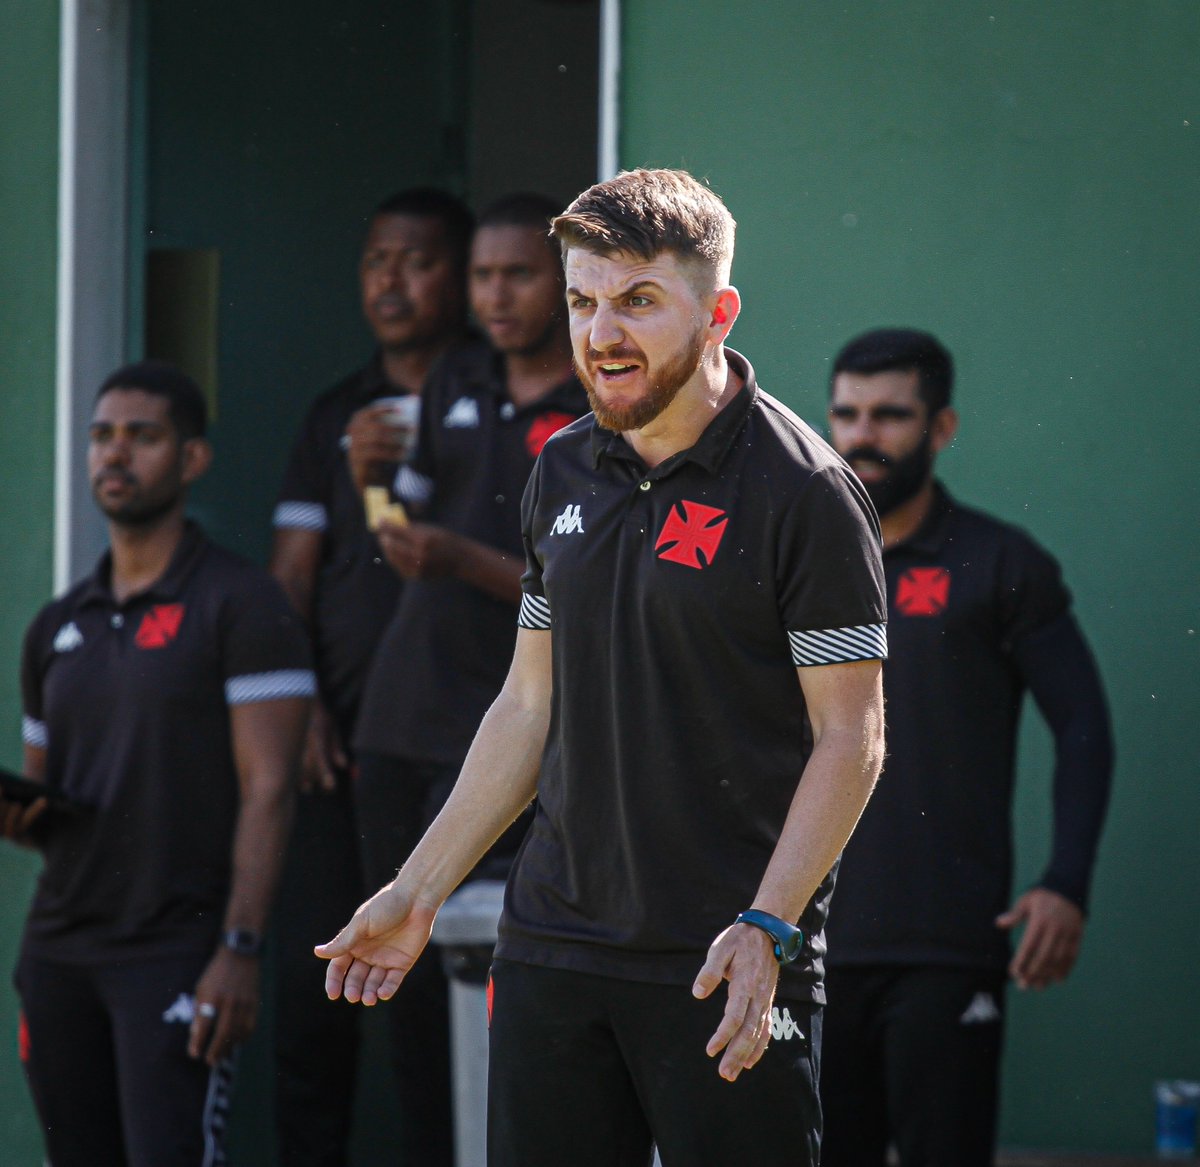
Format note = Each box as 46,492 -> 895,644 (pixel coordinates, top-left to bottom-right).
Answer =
486,959 -> 822,1167
820,964 -> 1006,1167
15,952 -> 235,1167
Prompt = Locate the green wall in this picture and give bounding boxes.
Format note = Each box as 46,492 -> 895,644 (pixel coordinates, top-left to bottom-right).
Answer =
144,0 -> 470,565
621,0 -> 1199,1154
0,3 -> 60,1162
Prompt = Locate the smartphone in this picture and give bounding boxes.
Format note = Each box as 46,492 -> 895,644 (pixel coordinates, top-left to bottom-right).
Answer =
0,767 -> 88,816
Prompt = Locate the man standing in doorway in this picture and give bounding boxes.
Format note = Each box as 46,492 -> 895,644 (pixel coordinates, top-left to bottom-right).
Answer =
820,327 -> 1113,1167
318,169 -> 887,1167
347,192 -> 588,1166
7,362 -> 312,1166
269,188 -> 473,1166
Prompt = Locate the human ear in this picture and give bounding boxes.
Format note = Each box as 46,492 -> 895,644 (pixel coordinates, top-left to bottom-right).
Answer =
930,406 -> 959,453
181,437 -> 213,485
709,287 -> 741,340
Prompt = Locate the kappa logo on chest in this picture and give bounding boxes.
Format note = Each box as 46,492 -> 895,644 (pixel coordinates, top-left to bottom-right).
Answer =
655,500 -> 728,570
134,603 -> 187,650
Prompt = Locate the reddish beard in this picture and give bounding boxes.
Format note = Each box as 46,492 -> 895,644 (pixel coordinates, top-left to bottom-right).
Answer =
579,323 -> 706,433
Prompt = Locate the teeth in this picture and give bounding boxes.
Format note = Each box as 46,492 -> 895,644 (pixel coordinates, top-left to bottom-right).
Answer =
600,363 -> 632,371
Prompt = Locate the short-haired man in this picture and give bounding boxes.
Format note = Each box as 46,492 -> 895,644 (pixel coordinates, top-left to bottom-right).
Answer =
345,191 -> 588,1166
318,169 -> 887,1166
268,188 -> 472,1166
820,328 -> 1113,1167
6,362 -> 312,1166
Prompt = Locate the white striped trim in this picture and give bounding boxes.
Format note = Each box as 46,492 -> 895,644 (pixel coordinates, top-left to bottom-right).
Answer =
518,594 -> 551,630
789,623 -> 887,667
272,501 -> 327,531
225,669 -> 316,705
201,1051 -> 237,1166
395,464 -> 434,505
22,716 -> 48,749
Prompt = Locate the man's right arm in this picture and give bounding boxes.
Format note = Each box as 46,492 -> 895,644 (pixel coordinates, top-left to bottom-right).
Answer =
315,625 -> 551,1005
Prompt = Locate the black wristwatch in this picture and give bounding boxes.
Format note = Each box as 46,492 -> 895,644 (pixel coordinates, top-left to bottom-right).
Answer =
734,910 -> 805,965
222,928 -> 263,957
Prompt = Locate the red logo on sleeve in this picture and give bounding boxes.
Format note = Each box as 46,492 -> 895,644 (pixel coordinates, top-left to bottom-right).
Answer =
17,1012 -> 30,1063
895,568 -> 951,617
134,603 -> 186,649
655,501 -> 728,570
525,412 -> 577,457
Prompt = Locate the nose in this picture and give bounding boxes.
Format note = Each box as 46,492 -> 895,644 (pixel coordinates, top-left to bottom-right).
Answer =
588,301 -> 623,352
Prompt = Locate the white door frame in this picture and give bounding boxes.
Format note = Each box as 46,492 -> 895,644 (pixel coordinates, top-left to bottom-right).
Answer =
598,0 -> 620,179
55,0 -> 131,592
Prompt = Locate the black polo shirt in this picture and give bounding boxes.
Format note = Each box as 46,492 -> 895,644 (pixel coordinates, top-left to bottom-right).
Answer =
353,340 -> 589,763
273,354 -> 406,736
495,350 -> 887,1002
825,484 -> 1084,972
19,524 -> 314,964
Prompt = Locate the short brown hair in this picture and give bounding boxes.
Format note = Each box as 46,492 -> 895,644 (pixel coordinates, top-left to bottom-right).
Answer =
552,169 -> 735,285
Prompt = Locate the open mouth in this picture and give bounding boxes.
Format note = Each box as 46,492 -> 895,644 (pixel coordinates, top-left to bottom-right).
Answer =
595,362 -> 640,380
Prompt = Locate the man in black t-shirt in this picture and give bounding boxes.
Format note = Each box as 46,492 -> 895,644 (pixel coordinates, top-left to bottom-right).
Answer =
820,328 -> 1113,1167
344,192 -> 587,1167
268,189 -> 473,1166
4,363 -> 312,1167
319,170 -> 887,1167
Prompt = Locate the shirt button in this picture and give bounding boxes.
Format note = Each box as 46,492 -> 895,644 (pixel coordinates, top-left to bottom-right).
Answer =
111,614 -> 124,628
500,403 -> 516,420
639,481 -> 651,492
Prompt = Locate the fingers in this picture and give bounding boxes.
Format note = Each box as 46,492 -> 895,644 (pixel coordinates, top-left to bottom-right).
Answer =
188,998 -> 256,1067
994,893 -> 1030,931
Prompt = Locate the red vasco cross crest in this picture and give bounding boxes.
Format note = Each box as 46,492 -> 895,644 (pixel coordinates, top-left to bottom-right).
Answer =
525,412 -> 576,457
134,603 -> 186,649
655,501 -> 728,570
895,567 -> 951,617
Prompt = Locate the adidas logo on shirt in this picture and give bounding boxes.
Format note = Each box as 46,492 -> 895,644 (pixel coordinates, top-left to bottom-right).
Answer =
53,622 -> 84,653
550,504 -> 584,535
443,397 -> 480,428
959,992 -> 1001,1025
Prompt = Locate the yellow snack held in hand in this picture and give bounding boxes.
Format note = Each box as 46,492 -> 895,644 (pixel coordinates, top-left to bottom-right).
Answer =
363,487 -> 409,531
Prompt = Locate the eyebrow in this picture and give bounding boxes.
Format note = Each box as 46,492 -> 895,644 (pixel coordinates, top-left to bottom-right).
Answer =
565,278 -> 665,300
828,404 -> 919,418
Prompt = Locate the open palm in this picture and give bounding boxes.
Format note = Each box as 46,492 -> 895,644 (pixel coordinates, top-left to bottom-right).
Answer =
315,885 -> 438,1006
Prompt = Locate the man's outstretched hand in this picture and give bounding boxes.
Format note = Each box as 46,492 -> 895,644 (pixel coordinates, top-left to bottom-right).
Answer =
692,922 -> 780,1082
315,884 -> 439,1005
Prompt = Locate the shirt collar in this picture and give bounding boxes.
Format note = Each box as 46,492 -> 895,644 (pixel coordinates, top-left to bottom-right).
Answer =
454,340 -> 586,414
78,521 -> 209,608
887,481 -> 955,557
590,347 -> 758,475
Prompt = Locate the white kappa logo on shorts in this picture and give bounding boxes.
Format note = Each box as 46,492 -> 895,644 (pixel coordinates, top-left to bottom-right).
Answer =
162,993 -> 197,1025
550,504 -> 584,535
770,1006 -> 803,1041
443,397 -> 480,428
959,992 -> 1001,1025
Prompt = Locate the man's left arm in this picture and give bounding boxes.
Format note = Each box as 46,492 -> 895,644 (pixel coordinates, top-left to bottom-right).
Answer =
996,612 -> 1114,990
693,657 -> 885,1081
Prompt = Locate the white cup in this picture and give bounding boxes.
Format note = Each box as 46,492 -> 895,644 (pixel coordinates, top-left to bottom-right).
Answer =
375,395 -> 421,462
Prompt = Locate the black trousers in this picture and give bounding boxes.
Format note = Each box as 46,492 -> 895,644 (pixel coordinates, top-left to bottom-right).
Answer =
16,952 -> 235,1167
820,964 -> 1006,1167
272,778 -> 365,1167
486,959 -> 823,1167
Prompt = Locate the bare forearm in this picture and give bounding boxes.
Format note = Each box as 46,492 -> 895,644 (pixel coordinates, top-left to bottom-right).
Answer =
223,782 -> 295,934
752,720 -> 884,923
392,685 -> 545,910
450,538 -> 524,605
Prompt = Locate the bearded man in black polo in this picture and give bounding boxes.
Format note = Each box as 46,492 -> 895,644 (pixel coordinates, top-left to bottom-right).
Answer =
820,328 -> 1113,1167
317,169 -> 887,1167
5,362 -> 312,1167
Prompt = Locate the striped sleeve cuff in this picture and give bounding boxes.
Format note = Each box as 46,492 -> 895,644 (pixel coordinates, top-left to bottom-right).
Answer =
273,501 -> 327,531
225,669 -> 317,705
517,594 -> 551,630
395,465 -> 434,506
22,716 -> 48,749
789,623 -> 887,666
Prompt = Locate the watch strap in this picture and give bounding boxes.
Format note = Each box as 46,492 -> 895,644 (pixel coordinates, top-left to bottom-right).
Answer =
734,909 -> 805,965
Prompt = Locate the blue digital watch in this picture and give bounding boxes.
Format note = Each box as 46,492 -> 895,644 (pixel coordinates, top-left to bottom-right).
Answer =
734,909 -> 806,965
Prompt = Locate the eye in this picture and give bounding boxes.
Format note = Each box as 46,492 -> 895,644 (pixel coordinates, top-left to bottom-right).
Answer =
569,295 -> 594,310
629,294 -> 652,307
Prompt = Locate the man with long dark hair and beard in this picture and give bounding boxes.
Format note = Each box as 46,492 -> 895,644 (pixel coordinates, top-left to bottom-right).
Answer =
318,169 -> 888,1167
821,328 -> 1113,1167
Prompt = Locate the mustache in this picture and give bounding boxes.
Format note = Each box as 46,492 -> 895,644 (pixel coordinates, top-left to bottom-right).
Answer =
842,445 -> 891,467
584,347 -> 644,365
93,470 -> 137,489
